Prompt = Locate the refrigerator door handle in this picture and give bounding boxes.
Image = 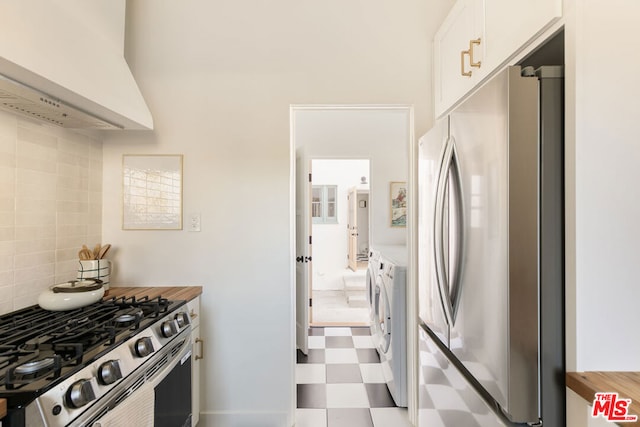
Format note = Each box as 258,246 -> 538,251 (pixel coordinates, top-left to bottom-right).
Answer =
433,135 -> 465,326
447,139 -> 465,325
433,136 -> 453,326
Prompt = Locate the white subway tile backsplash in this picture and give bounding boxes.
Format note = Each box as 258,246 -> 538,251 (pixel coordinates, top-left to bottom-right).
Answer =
0,254 -> 14,271
57,162 -> 90,179
0,148 -> 15,168
55,188 -> 86,204
14,279 -> 51,298
15,225 -> 56,240
0,241 -> 14,255
15,212 -> 56,227
15,197 -> 57,214
14,238 -> 56,255
55,260 -> 82,283
0,284 -> 14,314
0,168 -> 15,195
0,212 -> 14,227
0,197 -> 15,211
59,132 -> 98,152
0,227 -> 14,242
56,247 -> 83,262
57,151 -> 89,167
88,191 -> 102,205
57,173 -> 89,191
0,273 -> 14,289
86,224 -> 102,237
17,139 -> 57,160
0,111 -> 17,135
16,155 -> 57,174
0,117 -> 102,311
56,235 -> 94,251
14,294 -> 40,310
14,251 -> 55,269
14,263 -> 55,285
56,224 -> 88,237
0,302 -> 14,316
16,168 -> 57,186
56,200 -> 89,214
17,126 -> 58,148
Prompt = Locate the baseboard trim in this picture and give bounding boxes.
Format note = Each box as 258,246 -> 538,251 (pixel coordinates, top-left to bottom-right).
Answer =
197,410 -> 292,427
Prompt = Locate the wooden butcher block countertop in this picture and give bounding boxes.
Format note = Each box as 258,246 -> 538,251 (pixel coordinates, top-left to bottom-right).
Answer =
105,286 -> 202,302
567,372 -> 640,426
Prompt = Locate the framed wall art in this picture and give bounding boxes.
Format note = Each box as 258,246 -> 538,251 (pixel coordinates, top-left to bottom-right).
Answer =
122,154 -> 183,230
390,181 -> 407,227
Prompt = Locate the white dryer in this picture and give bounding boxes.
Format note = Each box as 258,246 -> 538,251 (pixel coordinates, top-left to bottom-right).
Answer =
373,247 -> 407,407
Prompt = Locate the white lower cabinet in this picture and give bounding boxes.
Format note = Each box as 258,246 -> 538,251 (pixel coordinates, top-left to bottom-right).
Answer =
188,296 -> 202,426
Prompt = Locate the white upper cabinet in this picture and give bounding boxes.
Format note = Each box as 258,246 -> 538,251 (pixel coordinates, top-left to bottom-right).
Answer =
483,0 -> 562,73
434,0 -> 486,118
434,0 -> 562,117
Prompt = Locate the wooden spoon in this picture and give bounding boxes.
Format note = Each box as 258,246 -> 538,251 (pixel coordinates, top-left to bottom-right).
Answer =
78,248 -> 92,260
93,243 -> 101,260
98,244 -> 111,260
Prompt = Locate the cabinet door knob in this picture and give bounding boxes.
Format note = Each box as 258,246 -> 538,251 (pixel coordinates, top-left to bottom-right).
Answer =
461,50 -> 472,77
469,38 -> 482,68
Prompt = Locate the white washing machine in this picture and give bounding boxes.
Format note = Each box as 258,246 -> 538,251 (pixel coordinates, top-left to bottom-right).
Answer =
366,246 -> 383,331
367,245 -> 403,335
373,247 -> 407,407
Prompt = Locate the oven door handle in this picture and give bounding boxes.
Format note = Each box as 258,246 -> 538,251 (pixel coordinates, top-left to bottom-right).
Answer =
195,338 -> 204,360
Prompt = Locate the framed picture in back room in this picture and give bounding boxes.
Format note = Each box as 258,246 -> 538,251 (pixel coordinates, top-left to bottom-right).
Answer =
390,181 -> 407,227
122,154 -> 183,230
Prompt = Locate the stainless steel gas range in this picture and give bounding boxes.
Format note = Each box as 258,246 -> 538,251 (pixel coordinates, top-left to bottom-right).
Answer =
0,296 -> 193,427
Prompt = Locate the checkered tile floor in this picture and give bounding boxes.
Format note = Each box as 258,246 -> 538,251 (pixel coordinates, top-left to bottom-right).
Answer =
296,327 -> 411,427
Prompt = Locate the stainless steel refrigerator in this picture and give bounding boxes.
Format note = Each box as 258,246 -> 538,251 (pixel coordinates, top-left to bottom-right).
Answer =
418,65 -> 564,426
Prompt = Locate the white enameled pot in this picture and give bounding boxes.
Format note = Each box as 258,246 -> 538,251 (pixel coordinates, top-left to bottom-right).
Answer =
38,279 -> 105,311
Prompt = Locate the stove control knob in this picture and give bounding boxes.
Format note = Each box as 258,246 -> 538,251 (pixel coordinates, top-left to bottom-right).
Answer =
135,336 -> 155,357
175,312 -> 190,328
66,379 -> 96,408
161,320 -> 178,337
98,360 -> 123,385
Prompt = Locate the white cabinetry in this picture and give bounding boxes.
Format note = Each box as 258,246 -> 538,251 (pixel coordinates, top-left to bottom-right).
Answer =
483,0 -> 562,74
434,0 -> 486,118
188,296 -> 202,426
434,0 -> 561,117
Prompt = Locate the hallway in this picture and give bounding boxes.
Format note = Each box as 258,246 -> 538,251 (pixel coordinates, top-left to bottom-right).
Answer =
295,326 -> 411,427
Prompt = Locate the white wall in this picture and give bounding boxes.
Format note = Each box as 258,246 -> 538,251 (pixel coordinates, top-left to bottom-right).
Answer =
101,1 -> 441,425
565,0 -> 640,372
311,159 -> 369,291
295,108 -> 411,248
0,111 -> 103,314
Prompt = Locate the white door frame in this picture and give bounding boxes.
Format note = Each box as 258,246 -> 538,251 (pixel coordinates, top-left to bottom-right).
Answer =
289,104 -> 419,425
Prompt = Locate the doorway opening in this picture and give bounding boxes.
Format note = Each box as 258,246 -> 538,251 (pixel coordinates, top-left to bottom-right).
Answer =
310,159 -> 370,326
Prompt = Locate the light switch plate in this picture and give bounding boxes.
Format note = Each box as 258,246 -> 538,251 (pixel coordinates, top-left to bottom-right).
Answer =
188,213 -> 201,232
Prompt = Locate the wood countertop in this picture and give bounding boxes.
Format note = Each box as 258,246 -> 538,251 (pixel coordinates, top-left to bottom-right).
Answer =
105,286 -> 202,302
567,372 -> 640,426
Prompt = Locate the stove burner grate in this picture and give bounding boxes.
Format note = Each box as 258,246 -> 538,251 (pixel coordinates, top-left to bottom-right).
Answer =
4,355 -> 62,390
14,358 -> 55,375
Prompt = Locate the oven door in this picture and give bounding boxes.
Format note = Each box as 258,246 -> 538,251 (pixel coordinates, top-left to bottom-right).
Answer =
153,344 -> 192,427
70,328 -> 193,427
